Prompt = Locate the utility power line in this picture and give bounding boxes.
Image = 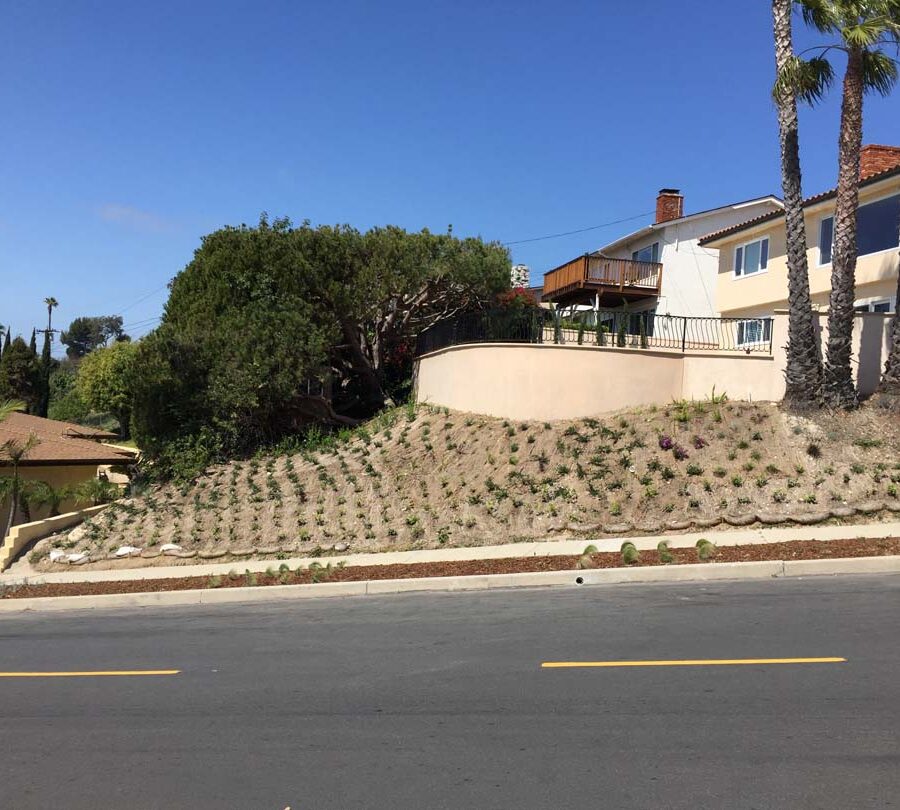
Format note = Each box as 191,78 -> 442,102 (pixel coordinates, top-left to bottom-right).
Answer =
503,211 -> 653,246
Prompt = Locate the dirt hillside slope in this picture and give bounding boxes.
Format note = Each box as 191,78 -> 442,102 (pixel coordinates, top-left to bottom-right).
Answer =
32,400 -> 900,570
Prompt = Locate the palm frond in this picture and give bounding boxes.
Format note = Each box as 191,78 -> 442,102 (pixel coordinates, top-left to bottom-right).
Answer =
774,54 -> 836,104
862,48 -> 900,94
799,0 -> 840,34
0,400 -> 26,422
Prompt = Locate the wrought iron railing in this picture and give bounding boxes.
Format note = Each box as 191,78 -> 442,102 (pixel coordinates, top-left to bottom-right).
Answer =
415,310 -> 774,356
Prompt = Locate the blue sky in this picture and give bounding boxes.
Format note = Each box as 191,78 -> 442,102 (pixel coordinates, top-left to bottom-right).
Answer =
2,0 -> 898,352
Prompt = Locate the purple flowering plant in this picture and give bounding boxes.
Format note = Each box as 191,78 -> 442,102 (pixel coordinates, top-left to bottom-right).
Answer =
658,435 -> 674,451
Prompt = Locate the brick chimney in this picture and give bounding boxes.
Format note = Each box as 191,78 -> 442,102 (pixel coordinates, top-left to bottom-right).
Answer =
655,188 -> 684,224
859,145 -> 900,179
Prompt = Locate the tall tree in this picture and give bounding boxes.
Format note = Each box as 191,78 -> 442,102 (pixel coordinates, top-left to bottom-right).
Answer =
875,227 -> 900,404
800,0 -> 900,408
0,337 -> 40,411
28,329 -> 37,356
2,328 -> 9,358
772,0 -> 832,408
38,329 -> 53,418
61,315 -> 129,359
44,297 -> 58,333
75,341 -> 139,439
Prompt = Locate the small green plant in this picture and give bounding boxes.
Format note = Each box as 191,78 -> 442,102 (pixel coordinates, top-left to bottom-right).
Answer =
621,541 -> 640,565
686,463 -> 703,476
657,540 -> 674,563
609,500 -> 622,516
853,437 -> 882,449
696,538 -> 716,561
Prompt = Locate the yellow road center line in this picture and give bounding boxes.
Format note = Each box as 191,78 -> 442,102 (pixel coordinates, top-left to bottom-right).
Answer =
0,670 -> 181,678
542,658 -> 845,668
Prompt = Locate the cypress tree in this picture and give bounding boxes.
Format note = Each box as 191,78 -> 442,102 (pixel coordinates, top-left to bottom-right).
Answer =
29,329 -> 37,355
2,328 -> 10,358
38,330 -> 52,417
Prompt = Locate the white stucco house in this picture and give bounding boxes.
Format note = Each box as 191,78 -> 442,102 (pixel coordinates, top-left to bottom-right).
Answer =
541,189 -> 784,319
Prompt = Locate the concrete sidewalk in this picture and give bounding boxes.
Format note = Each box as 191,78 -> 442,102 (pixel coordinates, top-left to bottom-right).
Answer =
3,520 -> 898,587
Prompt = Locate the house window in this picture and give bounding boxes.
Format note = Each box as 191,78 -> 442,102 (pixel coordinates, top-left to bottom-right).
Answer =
854,299 -> 893,313
819,217 -> 833,264
734,237 -> 769,277
632,242 -> 659,264
818,193 -> 900,264
737,318 -> 773,346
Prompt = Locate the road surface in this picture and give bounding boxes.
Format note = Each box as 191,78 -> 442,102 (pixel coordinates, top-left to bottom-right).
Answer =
1,574 -> 898,809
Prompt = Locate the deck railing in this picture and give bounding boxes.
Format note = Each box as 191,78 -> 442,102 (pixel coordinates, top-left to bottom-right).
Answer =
543,254 -> 663,299
415,310 -> 774,356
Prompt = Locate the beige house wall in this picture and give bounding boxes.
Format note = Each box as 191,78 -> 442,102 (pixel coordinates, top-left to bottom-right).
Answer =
714,175 -> 900,316
0,463 -> 102,524
415,311 -> 892,421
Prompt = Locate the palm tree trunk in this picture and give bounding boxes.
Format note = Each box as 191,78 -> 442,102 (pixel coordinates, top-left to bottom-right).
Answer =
3,466 -> 19,539
772,0 -> 823,409
824,47 -> 864,409
876,268 -> 900,403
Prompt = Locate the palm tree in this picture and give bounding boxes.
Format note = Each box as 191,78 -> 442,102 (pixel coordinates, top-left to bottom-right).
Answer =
772,0 -> 833,408
799,0 -> 900,409
1,433 -> 40,538
24,480 -> 70,518
875,245 -> 900,404
44,297 -> 58,334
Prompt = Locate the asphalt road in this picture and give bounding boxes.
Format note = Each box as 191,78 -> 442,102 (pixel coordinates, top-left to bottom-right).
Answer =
1,575 -> 899,810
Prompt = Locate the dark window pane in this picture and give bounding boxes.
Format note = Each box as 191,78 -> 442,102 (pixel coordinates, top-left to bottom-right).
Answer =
858,194 -> 900,256
735,246 -> 743,275
819,217 -> 833,264
760,238 -> 769,269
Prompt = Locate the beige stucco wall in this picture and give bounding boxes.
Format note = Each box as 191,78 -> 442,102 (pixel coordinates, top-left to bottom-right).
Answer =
714,175 -> 900,315
415,343 -> 685,421
415,311 -> 892,420
0,463 -> 101,524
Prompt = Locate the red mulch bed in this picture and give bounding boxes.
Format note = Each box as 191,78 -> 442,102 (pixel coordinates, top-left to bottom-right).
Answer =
4,537 -> 899,600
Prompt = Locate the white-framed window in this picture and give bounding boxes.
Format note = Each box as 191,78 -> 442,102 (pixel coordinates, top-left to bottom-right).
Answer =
818,192 -> 900,265
631,242 -> 660,264
734,237 -> 769,277
854,298 -> 894,313
736,318 -> 773,347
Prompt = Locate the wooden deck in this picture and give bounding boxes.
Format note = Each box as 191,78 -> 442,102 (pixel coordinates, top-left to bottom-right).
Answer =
543,254 -> 663,306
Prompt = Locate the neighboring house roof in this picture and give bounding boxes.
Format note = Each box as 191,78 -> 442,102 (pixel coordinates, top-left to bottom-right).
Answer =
699,164 -> 900,247
595,195 -> 783,256
0,413 -> 135,466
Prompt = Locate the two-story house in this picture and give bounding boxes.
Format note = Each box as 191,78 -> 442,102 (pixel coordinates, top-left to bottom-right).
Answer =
700,145 -> 900,341
541,189 -> 784,319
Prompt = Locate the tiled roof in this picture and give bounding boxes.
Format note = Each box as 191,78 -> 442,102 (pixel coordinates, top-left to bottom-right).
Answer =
0,413 -> 135,466
699,163 -> 900,246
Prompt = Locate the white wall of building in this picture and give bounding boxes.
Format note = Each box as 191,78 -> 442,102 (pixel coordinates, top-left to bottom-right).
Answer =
604,200 -> 782,318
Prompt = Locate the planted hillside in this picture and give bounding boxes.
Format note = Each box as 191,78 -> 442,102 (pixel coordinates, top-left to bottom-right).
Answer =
32,399 -> 900,570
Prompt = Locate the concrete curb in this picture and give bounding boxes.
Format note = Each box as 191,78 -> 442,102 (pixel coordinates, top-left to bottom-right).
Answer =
2,555 -> 898,613
5,520 -> 899,587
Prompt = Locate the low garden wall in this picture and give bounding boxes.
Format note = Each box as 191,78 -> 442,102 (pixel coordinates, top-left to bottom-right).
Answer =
0,504 -> 109,572
414,310 -> 893,420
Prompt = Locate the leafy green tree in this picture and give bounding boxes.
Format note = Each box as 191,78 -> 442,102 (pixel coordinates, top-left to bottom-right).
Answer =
0,337 -> 40,411
75,341 -> 139,438
46,365 -> 89,422
60,315 -> 130,359
798,0 -> 900,408
131,217 -> 509,461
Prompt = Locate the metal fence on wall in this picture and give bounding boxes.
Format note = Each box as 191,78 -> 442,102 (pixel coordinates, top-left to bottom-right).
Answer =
415,310 -> 774,356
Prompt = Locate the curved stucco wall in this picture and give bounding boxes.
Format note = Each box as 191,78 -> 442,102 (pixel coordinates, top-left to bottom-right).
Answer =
415,343 -> 780,421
